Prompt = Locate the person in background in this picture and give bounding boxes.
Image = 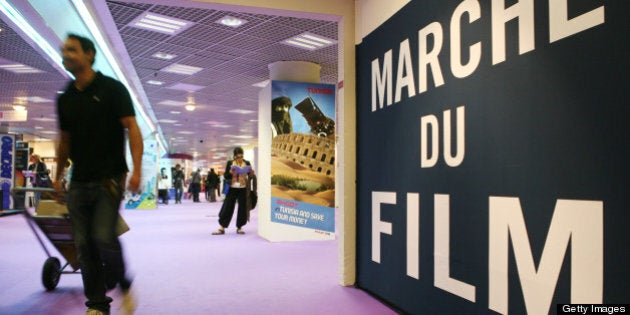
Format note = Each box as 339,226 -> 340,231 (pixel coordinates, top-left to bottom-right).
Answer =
53,33 -> 142,315
172,164 -> 185,204
157,168 -> 170,205
212,147 -> 255,235
190,169 -> 202,202
28,154 -> 50,187
28,153 -> 50,206
206,168 -> 220,202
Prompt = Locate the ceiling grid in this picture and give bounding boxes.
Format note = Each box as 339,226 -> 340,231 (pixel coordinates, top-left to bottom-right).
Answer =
0,0 -> 338,164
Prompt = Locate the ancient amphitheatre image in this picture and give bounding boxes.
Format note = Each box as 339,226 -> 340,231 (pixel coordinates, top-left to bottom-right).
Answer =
271,133 -> 335,207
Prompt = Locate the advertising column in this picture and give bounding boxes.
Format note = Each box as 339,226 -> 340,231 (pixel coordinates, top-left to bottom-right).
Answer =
269,81 -> 336,240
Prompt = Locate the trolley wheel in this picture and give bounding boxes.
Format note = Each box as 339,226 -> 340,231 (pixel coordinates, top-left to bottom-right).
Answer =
42,257 -> 62,290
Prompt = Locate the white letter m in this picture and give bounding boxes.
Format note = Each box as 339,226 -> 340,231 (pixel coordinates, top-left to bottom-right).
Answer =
489,197 -> 603,315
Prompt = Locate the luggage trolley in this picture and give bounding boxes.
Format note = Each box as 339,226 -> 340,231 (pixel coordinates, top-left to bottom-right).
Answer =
11,187 -> 80,290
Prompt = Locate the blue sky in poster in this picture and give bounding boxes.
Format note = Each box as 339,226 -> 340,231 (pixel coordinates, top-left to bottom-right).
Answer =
271,81 -> 336,134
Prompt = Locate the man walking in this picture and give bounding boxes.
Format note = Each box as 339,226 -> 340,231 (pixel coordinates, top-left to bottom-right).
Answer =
53,33 -> 142,315
172,164 -> 184,203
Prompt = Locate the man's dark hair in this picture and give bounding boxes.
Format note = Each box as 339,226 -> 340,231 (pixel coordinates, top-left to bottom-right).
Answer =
233,147 -> 244,156
67,33 -> 97,65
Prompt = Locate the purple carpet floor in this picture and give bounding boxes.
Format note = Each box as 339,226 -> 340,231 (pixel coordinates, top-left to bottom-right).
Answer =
0,199 -> 395,315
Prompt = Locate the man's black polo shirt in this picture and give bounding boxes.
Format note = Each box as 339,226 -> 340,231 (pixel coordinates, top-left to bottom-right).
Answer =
57,72 -> 136,181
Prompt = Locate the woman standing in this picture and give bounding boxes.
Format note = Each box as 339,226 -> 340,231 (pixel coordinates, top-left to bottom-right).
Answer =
212,147 -> 255,235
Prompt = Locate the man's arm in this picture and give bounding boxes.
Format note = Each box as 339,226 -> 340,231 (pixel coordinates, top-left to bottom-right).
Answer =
120,116 -> 143,192
53,131 -> 70,196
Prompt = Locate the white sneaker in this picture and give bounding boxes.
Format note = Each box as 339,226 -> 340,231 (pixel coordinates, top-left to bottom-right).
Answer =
120,288 -> 137,315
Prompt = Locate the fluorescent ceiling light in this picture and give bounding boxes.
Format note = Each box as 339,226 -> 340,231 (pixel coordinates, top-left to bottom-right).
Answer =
41,130 -> 58,134
170,111 -> 181,114
284,40 -> 316,50
31,117 -> 56,122
161,63 -> 203,75
168,83 -> 204,92
224,135 -> 253,139
292,37 -> 325,47
0,63 -> 44,74
282,32 -> 337,51
146,80 -> 164,85
302,33 -> 334,44
152,52 -> 176,60
158,100 -> 186,106
146,14 -> 187,25
15,96 -> 51,103
135,22 -> 175,33
178,131 -> 195,135
228,109 -> 255,114
159,119 -> 178,123
217,16 -> 247,27
129,12 -> 192,35
252,79 -> 269,88
12,105 -> 26,111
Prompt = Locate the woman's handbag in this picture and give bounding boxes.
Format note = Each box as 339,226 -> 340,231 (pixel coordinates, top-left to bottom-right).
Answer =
249,191 -> 258,209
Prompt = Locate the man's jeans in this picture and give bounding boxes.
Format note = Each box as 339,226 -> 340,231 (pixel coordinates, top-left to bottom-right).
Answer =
67,177 -> 128,312
175,185 -> 183,202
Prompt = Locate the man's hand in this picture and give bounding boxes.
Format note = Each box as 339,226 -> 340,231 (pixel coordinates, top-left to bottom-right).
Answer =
127,171 -> 141,192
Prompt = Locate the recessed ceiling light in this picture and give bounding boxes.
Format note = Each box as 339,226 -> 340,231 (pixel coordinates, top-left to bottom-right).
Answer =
282,32 -> 337,51
185,104 -> 196,111
161,63 -> 203,75
152,52 -> 177,60
129,12 -> 192,35
217,16 -> 247,27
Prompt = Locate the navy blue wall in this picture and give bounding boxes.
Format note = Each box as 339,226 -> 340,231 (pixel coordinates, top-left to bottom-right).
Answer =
356,1 -> 628,314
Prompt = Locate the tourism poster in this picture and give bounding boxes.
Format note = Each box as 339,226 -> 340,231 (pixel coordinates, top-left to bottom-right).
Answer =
269,81 -> 336,234
125,139 -> 157,209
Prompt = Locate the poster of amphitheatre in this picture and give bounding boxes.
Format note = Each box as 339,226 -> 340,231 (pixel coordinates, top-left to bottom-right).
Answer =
270,81 -> 336,232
